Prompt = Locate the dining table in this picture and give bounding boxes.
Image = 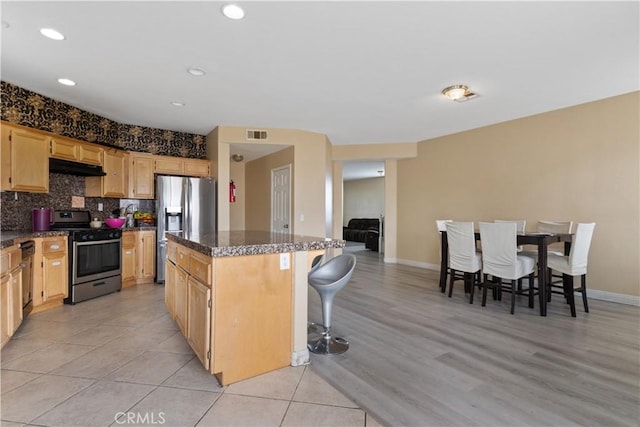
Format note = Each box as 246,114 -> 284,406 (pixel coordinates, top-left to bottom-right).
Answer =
439,230 -> 572,316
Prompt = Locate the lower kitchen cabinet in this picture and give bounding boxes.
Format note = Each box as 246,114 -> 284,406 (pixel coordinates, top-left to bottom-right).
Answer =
121,232 -> 137,288
164,257 -> 176,316
136,230 -> 155,283
187,276 -> 211,369
1,244 -> 23,348
174,265 -> 188,336
122,230 -> 155,286
33,237 -> 68,312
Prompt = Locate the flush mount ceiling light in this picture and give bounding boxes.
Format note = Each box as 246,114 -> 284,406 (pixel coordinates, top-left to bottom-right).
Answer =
57,78 -> 76,86
441,84 -> 477,102
222,4 -> 245,20
231,153 -> 244,162
170,101 -> 186,107
40,28 -> 65,40
187,67 -> 206,76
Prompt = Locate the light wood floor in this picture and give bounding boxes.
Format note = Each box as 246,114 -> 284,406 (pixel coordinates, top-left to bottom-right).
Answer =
308,248 -> 640,427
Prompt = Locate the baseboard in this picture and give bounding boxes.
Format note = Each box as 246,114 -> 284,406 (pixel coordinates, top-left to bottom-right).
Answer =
587,289 -> 640,306
291,349 -> 309,366
393,258 -> 639,306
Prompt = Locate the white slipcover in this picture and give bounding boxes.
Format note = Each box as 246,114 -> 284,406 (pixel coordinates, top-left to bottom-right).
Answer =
446,221 -> 481,273
479,222 -> 535,280
547,223 -> 596,276
521,220 -> 574,259
436,219 -> 453,232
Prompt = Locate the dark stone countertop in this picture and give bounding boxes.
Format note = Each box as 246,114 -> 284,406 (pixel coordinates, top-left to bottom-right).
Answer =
0,230 -> 69,249
1,226 -> 157,249
166,230 -> 345,257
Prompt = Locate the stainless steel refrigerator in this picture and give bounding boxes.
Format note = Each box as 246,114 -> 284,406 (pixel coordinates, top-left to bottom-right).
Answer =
155,175 -> 216,283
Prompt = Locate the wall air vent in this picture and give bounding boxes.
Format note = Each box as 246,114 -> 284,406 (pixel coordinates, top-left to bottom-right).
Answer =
246,130 -> 268,140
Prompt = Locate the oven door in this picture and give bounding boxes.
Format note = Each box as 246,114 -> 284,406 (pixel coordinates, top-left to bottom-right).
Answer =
72,238 -> 122,285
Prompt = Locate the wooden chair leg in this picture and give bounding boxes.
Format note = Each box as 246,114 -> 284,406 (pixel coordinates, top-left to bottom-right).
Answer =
448,269 -> 456,298
510,280 -> 516,314
581,274 -> 589,313
564,274 -> 576,317
481,274 -> 489,307
469,273 -> 476,304
547,268 -> 552,303
528,272 -> 535,309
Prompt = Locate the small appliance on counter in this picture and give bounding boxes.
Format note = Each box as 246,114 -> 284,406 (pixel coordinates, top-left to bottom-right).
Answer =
32,207 -> 53,232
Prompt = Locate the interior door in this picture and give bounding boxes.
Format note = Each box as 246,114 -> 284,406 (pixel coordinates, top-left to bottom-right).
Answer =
271,165 -> 291,236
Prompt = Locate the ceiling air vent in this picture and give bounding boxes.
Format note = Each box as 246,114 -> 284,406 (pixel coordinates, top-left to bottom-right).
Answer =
246,129 -> 268,140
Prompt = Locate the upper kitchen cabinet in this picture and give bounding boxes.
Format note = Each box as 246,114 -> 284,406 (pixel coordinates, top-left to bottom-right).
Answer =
86,149 -> 126,198
184,158 -> 211,177
51,137 -> 103,166
155,155 -> 210,177
0,123 -> 49,193
154,155 -> 183,175
127,152 -> 154,199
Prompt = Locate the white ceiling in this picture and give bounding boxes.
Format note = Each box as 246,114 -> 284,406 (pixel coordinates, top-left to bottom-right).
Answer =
1,1 -> 638,180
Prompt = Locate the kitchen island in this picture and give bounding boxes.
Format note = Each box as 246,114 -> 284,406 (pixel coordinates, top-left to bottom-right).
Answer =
164,231 -> 344,385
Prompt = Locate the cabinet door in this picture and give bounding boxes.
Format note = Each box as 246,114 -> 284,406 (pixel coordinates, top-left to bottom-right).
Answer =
121,233 -> 137,288
129,155 -> 154,199
165,260 -> 177,318
103,150 -> 126,197
1,126 -> 49,192
174,266 -> 188,335
0,274 -> 11,347
136,230 -> 155,282
43,251 -> 67,301
187,277 -> 211,369
154,156 -> 183,175
78,143 -> 103,166
183,159 -> 210,177
50,137 -> 79,161
9,269 -> 22,335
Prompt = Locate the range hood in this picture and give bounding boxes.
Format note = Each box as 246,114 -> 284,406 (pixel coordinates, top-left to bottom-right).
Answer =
49,158 -> 106,176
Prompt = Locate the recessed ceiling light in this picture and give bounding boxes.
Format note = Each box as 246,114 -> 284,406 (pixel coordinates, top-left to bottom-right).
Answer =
441,84 -> 478,102
170,101 -> 186,107
222,4 -> 245,20
57,78 -> 76,86
187,67 -> 206,76
40,28 -> 65,40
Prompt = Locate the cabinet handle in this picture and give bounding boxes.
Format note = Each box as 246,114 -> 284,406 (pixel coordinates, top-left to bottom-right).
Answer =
50,244 -> 60,250
51,261 -> 61,266
125,250 -> 132,255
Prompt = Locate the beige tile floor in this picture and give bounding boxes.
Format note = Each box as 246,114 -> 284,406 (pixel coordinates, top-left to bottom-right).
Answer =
1,284 -> 383,427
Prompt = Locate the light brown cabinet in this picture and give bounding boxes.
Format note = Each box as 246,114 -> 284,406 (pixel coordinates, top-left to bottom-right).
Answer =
128,153 -> 154,199
33,237 -> 68,312
50,137 -> 103,166
86,150 -> 126,197
165,240 -> 293,385
136,230 -> 155,283
121,233 -> 137,288
1,245 -> 23,349
187,276 -> 211,369
155,155 -> 210,177
1,124 -> 49,193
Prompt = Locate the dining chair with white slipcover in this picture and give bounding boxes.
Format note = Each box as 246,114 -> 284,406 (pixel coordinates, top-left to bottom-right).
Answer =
445,221 -> 482,303
546,222 -> 596,317
479,222 -> 536,314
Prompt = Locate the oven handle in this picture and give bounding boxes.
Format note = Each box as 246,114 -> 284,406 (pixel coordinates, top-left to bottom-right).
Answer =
93,281 -> 107,287
74,238 -> 122,247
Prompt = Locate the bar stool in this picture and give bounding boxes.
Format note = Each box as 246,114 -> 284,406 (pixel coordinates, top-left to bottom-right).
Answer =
307,254 -> 357,355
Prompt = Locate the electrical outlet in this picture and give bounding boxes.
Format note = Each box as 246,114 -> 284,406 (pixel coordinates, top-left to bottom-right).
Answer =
98,203 -> 103,211
280,253 -> 290,270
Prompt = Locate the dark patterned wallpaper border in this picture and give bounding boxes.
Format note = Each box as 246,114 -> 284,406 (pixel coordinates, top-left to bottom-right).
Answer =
0,81 -> 206,159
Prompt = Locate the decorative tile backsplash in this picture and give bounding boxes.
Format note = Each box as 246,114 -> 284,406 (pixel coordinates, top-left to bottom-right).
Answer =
1,81 -> 206,159
0,173 -> 121,231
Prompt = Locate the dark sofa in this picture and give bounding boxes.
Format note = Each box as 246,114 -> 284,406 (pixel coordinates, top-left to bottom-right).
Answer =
343,218 -> 380,251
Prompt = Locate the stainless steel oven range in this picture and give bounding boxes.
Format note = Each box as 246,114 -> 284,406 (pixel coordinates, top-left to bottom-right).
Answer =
50,210 -> 122,304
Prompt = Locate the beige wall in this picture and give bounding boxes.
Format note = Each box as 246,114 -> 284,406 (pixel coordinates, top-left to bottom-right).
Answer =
343,177 -> 385,225
245,147 -> 294,232
397,92 -> 640,297
209,126 -> 331,237
229,161 -> 245,230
